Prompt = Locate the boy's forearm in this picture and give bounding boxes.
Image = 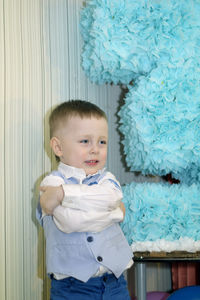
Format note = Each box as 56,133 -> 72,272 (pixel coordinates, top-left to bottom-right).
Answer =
41,183 -> 123,215
53,206 -> 124,233
61,183 -> 122,211
51,180 -> 125,232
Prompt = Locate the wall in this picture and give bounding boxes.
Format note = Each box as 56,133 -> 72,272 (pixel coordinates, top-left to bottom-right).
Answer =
0,1 -> 171,299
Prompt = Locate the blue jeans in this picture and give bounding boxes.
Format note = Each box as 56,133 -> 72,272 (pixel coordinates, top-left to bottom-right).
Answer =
50,273 -> 131,300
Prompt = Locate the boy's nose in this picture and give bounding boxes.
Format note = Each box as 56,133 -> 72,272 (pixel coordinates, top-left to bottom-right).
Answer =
90,144 -> 99,154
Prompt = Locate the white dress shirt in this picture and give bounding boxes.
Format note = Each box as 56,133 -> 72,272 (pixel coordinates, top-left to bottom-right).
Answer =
41,162 -> 124,233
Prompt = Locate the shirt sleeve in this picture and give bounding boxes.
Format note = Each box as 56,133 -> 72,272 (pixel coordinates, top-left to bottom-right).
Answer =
53,206 -> 123,233
61,172 -> 123,212
38,174 -> 65,220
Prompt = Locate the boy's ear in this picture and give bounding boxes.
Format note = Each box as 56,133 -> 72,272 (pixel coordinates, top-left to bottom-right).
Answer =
50,137 -> 63,158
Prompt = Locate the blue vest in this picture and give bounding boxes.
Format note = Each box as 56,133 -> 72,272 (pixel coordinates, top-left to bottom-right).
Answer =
37,171 -> 133,282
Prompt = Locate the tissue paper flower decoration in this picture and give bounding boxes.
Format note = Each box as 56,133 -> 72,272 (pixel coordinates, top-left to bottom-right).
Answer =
80,0 -> 157,84
80,0 -> 200,85
121,182 -> 200,250
118,66 -> 200,183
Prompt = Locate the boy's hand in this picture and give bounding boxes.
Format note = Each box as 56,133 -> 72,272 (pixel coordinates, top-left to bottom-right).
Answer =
40,185 -> 64,215
119,202 -> 125,220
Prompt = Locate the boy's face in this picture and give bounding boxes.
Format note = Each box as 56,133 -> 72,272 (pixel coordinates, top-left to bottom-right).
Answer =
52,116 -> 108,175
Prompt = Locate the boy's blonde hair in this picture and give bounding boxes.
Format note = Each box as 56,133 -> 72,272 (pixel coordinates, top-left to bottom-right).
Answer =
49,100 -> 107,138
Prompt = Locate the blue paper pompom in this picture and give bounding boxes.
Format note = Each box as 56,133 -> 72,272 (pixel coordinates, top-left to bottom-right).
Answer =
118,68 -> 200,183
121,182 -> 200,246
80,0 -> 158,84
81,0 -> 200,85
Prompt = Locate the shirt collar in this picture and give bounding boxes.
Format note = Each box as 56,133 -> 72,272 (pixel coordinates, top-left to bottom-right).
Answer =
58,162 -> 105,182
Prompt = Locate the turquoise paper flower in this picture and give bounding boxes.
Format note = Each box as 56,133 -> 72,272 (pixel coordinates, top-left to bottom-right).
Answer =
119,66 -> 200,183
121,182 -> 200,244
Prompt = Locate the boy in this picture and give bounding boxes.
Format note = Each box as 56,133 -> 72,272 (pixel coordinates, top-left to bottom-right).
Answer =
37,100 -> 133,299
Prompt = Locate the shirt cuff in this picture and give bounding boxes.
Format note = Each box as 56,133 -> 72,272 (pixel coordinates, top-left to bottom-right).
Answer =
108,207 -> 124,222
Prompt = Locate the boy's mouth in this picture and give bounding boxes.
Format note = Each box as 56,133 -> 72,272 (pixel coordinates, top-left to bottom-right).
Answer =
85,160 -> 99,166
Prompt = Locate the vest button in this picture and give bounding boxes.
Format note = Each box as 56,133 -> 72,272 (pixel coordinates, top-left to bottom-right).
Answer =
87,236 -> 93,242
97,256 -> 103,262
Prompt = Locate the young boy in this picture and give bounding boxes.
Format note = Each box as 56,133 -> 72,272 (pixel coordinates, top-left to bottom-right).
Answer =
37,100 -> 133,299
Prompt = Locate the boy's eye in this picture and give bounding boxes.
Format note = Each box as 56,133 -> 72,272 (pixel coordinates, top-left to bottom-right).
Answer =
80,139 -> 89,144
99,140 -> 107,145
